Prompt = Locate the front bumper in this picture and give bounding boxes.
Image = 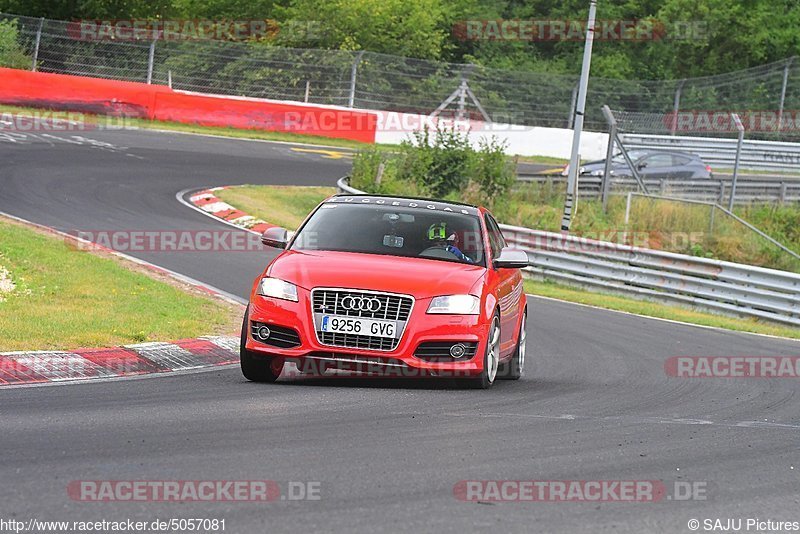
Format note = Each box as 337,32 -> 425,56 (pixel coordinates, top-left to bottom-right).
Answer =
245,292 -> 490,377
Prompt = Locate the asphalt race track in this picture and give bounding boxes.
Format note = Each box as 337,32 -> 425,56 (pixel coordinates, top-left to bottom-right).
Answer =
0,129 -> 798,533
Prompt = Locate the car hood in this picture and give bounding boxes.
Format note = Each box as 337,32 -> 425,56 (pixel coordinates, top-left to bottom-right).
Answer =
267,250 -> 486,299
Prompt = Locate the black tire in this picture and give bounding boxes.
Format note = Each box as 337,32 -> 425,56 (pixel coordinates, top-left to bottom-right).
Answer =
457,312 -> 501,390
240,307 -> 283,383
497,309 -> 526,380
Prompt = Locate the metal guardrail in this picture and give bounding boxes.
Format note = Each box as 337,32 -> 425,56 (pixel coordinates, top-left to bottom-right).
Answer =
515,174 -> 800,204
621,133 -> 800,173
337,177 -> 800,326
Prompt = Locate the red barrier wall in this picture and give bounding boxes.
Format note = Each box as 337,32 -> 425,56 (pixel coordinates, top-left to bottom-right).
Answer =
0,68 -> 377,143
0,68 -> 164,118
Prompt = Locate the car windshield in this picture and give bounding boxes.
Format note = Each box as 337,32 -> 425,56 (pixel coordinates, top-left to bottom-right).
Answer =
610,150 -> 648,163
291,202 -> 486,266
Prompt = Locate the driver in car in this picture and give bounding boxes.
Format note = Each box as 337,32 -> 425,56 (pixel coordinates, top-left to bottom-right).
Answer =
426,222 -> 474,264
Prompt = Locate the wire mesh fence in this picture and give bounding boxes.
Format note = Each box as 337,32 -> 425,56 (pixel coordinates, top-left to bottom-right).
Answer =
3,12 -> 800,135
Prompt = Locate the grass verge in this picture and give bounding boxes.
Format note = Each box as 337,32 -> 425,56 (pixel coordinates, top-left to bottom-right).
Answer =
214,184 -> 799,339
478,183 -> 800,273
0,216 -> 241,351
215,185 -> 336,230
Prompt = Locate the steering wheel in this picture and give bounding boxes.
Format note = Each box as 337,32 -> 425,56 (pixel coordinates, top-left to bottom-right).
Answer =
419,245 -> 462,261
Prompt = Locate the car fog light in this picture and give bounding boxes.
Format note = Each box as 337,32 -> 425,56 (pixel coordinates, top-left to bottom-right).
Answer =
257,325 -> 271,341
450,343 -> 467,359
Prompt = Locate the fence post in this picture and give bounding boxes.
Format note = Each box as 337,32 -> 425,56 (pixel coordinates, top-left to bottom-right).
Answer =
31,17 -> 44,72
777,57 -> 794,133
600,105 -> 616,212
779,182 -> 788,205
670,80 -> 685,135
709,205 -> 715,235
728,113 -> 744,211
146,38 -> 157,84
304,80 -> 310,103
348,51 -> 365,108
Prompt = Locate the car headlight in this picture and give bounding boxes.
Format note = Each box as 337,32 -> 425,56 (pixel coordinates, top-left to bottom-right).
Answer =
427,295 -> 480,315
257,277 -> 298,302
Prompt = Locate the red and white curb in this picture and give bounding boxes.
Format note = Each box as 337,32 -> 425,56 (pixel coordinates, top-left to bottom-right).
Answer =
0,336 -> 239,387
188,187 -> 275,234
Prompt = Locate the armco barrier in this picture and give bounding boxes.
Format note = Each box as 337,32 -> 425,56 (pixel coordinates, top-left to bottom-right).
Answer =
516,174 -> 800,205
0,68 -> 377,143
621,133 -> 800,173
337,177 -> 800,326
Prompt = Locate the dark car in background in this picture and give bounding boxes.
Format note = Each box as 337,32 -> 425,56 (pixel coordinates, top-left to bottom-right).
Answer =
562,150 -> 713,180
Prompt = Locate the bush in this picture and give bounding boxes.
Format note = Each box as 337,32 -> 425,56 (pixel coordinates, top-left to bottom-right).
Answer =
0,19 -> 32,70
350,127 -> 516,204
472,137 -> 515,206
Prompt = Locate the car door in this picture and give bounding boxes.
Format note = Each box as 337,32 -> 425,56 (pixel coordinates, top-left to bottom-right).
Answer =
484,213 -> 521,356
670,154 -> 695,179
637,153 -> 674,180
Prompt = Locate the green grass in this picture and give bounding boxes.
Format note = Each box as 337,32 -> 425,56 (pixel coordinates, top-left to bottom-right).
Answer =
486,183 -> 800,273
213,184 -> 799,340
215,185 -> 337,230
524,279 -> 800,340
0,218 -> 240,351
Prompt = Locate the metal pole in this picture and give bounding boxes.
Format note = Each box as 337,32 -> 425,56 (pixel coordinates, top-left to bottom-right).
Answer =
709,205 -> 715,235
670,80 -> 685,135
600,105 -> 616,212
728,113 -> 744,211
304,81 -> 310,103
623,191 -> 633,244
348,51 -> 364,108
614,132 -> 648,193
457,79 -> 468,121
567,82 -> 579,129
167,70 -> 172,89
31,17 -> 44,72
146,38 -> 156,84
777,58 -> 793,133
562,0 -> 598,233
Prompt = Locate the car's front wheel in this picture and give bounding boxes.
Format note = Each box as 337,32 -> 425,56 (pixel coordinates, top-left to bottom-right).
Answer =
458,313 -> 500,389
240,307 -> 283,383
497,309 -> 526,380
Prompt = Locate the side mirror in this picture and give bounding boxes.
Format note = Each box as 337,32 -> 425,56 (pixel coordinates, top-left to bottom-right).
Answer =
261,227 -> 289,249
636,162 -> 647,170
493,248 -> 529,269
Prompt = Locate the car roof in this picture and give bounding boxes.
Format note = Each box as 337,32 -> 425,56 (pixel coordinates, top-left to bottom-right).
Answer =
633,149 -> 702,158
327,194 -> 482,216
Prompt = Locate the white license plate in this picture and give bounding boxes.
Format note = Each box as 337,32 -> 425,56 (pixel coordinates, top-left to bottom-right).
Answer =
321,315 -> 397,338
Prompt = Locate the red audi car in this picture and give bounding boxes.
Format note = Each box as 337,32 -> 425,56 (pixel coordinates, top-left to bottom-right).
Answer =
241,194 -> 529,389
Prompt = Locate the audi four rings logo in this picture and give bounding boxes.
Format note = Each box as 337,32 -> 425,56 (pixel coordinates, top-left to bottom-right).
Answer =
341,295 -> 382,312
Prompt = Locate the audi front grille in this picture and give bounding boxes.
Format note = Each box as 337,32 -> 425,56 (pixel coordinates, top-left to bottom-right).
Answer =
311,288 -> 414,351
